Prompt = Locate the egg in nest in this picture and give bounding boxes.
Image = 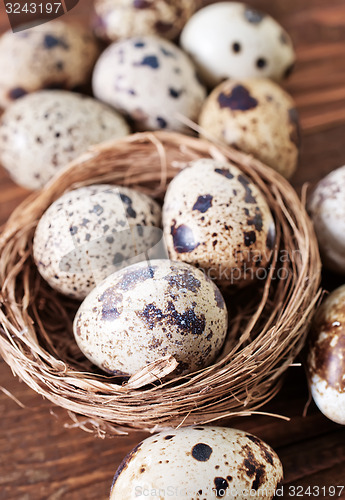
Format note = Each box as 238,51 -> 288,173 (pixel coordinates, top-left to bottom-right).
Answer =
33,184 -> 162,299
73,259 -> 228,376
162,158 -> 276,288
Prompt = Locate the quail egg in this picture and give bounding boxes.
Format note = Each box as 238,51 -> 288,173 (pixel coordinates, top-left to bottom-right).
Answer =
199,78 -> 300,179
307,165 -> 345,274
0,21 -> 100,109
162,159 -> 276,288
33,184 -> 162,299
92,36 -> 206,131
93,0 -> 199,42
306,285 -> 345,425
180,2 -> 295,87
110,426 -> 283,499
73,259 -> 228,376
0,90 -> 130,190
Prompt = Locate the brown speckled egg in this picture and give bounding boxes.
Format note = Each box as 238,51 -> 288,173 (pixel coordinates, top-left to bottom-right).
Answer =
0,90 -> 129,190
306,285 -> 345,425
181,2 -> 295,87
307,165 -> 345,274
162,159 -> 276,289
92,36 -> 206,132
0,21 -> 100,109
199,78 -> 300,179
110,426 -> 283,499
73,259 -> 228,376
33,184 -> 161,299
93,0 -> 199,43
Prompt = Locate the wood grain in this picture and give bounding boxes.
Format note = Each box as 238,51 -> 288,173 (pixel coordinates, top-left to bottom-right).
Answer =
0,0 -> 345,499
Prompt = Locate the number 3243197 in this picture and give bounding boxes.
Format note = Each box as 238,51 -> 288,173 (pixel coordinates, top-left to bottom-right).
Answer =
288,485 -> 344,497
5,3 -> 63,14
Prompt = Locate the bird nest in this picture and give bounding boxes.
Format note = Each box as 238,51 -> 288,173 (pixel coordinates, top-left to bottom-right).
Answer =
0,131 -> 321,436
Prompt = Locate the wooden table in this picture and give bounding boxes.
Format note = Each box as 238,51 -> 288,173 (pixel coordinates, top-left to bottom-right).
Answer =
1,1 -> 345,499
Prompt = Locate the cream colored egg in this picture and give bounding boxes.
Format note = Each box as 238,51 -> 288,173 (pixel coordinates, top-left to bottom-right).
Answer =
33,184 -> 162,299
162,159 -> 275,288
0,90 -> 129,190
73,259 -> 228,376
0,21 -> 100,109
307,285 -> 345,425
93,0 -> 199,42
92,36 -> 206,131
110,426 -> 283,499
180,2 -> 295,87
199,78 -> 300,179
307,165 -> 345,274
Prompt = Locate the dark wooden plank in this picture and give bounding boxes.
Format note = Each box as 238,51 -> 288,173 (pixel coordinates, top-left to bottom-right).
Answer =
1,0 -> 345,498
1,361 -> 344,499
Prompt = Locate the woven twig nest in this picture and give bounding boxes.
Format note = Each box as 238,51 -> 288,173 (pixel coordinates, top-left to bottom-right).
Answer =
0,131 -> 321,436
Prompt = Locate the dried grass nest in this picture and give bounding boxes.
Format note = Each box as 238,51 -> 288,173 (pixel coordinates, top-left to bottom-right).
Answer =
0,131 -> 321,436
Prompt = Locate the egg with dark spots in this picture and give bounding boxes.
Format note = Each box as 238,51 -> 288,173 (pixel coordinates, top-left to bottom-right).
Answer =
92,36 -> 206,132
93,0 -> 198,42
193,194 -> 213,213
33,184 -> 161,299
73,260 -> 228,376
163,159 -> 275,289
192,442 -> 213,461
180,2 -> 295,88
199,78 -> 300,179
170,222 -> 200,253
0,21 -> 99,108
306,285 -> 345,425
109,426 -> 283,499
218,85 -> 258,111
307,165 -> 345,274
0,90 -> 129,190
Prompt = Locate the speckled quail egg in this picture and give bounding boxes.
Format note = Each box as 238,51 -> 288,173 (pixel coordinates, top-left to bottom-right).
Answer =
93,0 -> 199,43
162,159 -> 276,288
110,426 -> 283,499
73,259 -> 228,376
306,285 -> 345,425
92,36 -> 206,131
307,165 -> 345,274
180,2 -> 295,88
0,21 -> 100,109
33,184 -> 162,299
0,90 -> 129,190
199,78 -> 300,179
